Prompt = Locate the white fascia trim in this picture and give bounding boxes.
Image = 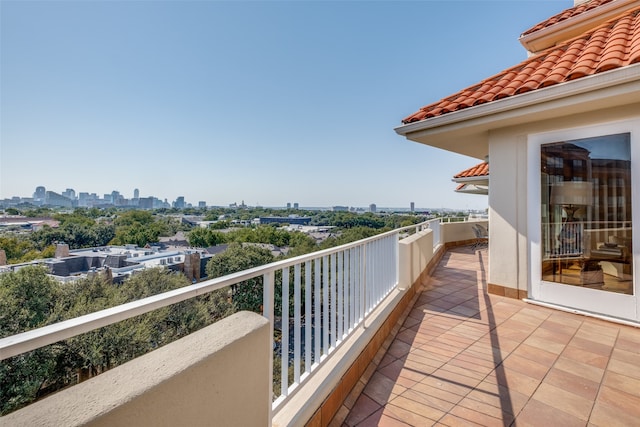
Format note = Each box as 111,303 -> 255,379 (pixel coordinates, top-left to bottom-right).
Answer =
452,176 -> 489,183
519,0 -> 640,53
394,63 -> 640,137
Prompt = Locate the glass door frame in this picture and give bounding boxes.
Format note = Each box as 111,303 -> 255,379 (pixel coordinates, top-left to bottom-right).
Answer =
528,119 -> 640,322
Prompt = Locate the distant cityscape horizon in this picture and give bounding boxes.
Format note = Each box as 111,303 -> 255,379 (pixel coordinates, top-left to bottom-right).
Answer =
0,185 -> 484,213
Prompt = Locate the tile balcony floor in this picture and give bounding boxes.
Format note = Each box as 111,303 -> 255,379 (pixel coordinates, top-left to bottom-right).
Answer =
331,246 -> 640,426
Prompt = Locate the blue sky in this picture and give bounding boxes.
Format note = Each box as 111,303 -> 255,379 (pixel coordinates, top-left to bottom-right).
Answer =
1,0 -> 570,210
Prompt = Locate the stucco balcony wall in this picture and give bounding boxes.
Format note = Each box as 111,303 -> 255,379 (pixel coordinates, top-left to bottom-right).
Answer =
441,220 -> 486,247
3,311 -> 271,427
398,229 -> 434,290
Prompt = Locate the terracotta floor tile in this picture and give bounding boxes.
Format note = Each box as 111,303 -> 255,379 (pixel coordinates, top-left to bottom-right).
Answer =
382,402 -> 439,425
610,347 -> 640,365
574,328 -> 618,347
602,370 -> 640,398
529,325 -> 574,345
400,388 -> 457,413
517,398 -> 586,427
510,342 -> 559,366
553,356 -> 605,383
560,345 -> 609,369
448,355 -> 495,375
579,320 -> 620,338
430,367 -> 483,392
438,362 -> 487,381
338,248 -> 640,427
344,393 -> 381,426
484,368 -> 541,397
409,383 -> 463,408
539,317 -> 581,336
362,372 -> 405,406
500,353 -> 551,381
568,336 -> 614,357
545,367 -> 600,400
466,380 -> 530,415
532,382 -> 593,420
447,404 -> 505,427
457,395 -> 515,422
615,336 -> 640,354
386,341 -> 412,359
389,395 -> 446,422
356,408 -> 410,427
437,413 -> 486,427
417,375 -> 471,400
589,400 -> 640,427
523,334 -> 567,354
605,358 -> 640,380
596,385 -> 640,417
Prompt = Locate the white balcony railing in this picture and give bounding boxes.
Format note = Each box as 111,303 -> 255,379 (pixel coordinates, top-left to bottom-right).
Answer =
0,219 -> 439,414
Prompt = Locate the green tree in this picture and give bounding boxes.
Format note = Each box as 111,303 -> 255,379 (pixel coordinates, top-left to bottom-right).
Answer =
0,266 -> 60,415
206,243 -> 275,312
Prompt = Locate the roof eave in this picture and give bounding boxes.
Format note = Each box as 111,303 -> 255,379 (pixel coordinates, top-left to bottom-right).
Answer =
454,184 -> 489,196
519,0 -> 640,54
452,176 -> 489,184
394,64 -> 640,159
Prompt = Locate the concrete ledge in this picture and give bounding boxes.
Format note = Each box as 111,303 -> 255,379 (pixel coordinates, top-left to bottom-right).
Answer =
3,311 -> 271,427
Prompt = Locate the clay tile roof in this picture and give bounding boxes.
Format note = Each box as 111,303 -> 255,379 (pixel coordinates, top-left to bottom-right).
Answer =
453,161 -> 489,179
401,6 -> 640,125
522,0 -> 614,36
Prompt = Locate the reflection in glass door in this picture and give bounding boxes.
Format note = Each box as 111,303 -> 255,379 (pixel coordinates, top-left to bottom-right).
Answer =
541,133 -> 633,294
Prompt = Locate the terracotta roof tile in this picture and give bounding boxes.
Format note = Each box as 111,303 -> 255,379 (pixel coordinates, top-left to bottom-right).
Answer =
522,0 -> 615,36
402,7 -> 640,124
453,162 -> 489,179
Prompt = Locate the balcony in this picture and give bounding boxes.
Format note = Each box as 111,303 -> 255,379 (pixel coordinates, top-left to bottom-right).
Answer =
336,246 -> 640,426
2,219 -> 639,426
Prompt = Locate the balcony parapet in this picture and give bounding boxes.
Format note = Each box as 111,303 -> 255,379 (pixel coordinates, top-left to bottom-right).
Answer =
2,311 -> 271,427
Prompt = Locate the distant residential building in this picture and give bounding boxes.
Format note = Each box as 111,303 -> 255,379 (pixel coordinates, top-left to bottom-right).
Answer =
134,188 -> 140,199
0,244 -> 215,284
293,203 -> 299,210
287,203 -> 291,209
198,201 -> 206,208
332,206 -> 349,212
410,202 -> 415,212
369,204 -> 377,213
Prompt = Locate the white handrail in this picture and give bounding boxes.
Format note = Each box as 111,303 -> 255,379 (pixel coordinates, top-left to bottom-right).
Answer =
0,219 -> 443,412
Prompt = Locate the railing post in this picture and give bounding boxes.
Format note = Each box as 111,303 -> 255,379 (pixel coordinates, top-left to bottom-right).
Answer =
262,271 -> 275,427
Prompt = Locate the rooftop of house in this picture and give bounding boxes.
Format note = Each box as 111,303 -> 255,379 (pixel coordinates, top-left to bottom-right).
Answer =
453,162 -> 489,180
401,1 -> 640,124
521,0 -> 615,36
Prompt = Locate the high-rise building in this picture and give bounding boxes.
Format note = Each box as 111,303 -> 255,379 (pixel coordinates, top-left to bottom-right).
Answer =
370,204 -> 377,213
62,189 -> 76,200
174,196 -> 185,209
293,202 -> 299,210
410,202 -> 415,212
134,188 -> 140,199
33,186 -> 46,201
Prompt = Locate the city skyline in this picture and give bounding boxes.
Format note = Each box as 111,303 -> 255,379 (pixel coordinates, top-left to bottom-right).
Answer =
1,1 -> 571,210
2,183 -> 469,211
